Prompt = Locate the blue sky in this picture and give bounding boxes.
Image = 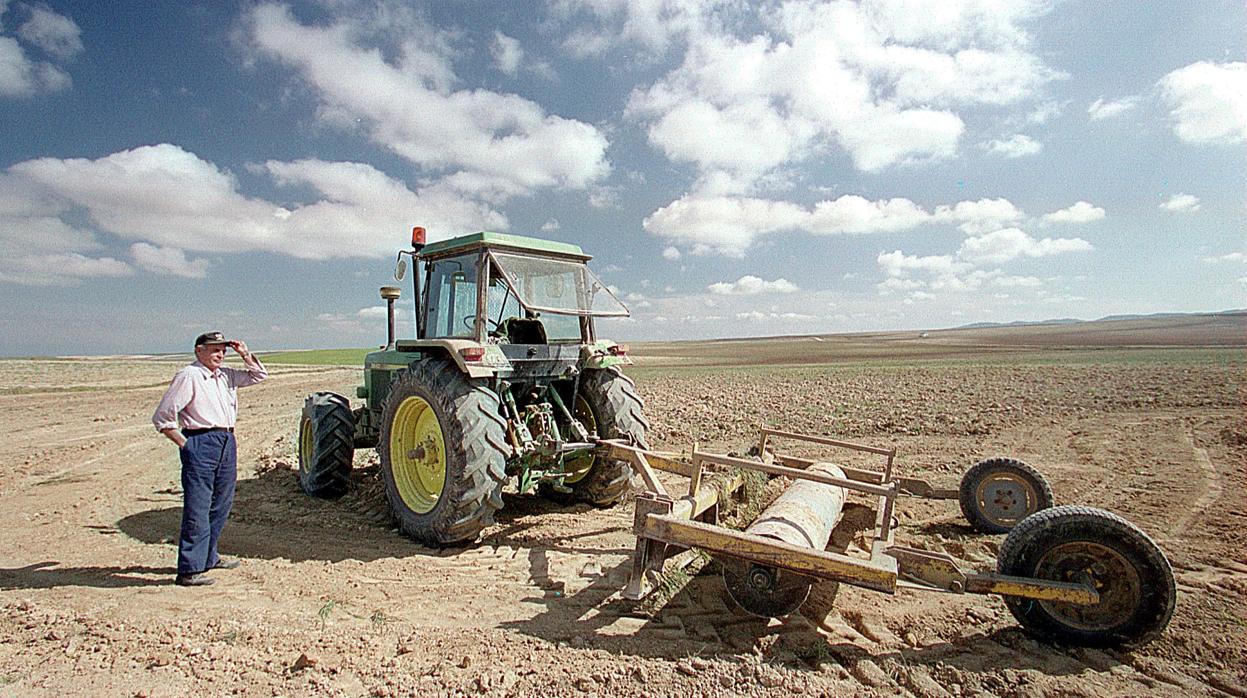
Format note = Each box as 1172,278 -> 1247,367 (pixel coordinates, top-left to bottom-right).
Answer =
1,1 -> 1243,356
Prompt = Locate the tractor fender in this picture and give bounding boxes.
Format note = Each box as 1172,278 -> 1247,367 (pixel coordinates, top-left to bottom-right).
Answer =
391,338 -> 507,378
582,339 -> 633,370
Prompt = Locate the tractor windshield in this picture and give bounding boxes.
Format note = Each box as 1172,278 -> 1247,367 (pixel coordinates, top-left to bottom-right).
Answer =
490,252 -> 629,318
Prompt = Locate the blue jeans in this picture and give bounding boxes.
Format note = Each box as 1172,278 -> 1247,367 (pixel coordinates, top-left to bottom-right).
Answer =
177,431 -> 237,575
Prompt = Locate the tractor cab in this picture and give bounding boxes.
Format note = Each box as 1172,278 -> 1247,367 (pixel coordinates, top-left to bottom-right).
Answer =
413,232 -> 629,347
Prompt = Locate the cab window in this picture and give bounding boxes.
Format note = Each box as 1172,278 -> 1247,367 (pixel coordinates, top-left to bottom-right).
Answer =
424,253 -> 479,338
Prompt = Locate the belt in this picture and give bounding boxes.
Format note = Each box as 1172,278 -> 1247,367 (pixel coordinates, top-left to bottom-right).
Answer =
182,427 -> 234,437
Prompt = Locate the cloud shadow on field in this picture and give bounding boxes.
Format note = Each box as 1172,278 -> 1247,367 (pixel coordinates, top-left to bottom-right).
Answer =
0,561 -> 174,589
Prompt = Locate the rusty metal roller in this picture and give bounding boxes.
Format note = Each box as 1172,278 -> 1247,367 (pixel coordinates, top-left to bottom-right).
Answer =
722,462 -> 848,617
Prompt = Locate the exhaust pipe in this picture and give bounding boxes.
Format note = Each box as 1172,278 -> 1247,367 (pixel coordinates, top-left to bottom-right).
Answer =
380,286 -> 401,350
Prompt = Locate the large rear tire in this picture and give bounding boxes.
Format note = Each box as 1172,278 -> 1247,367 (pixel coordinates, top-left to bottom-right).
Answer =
551,367 -> 649,506
379,361 -> 508,546
998,505 -> 1175,648
959,457 -> 1053,533
297,392 -> 354,497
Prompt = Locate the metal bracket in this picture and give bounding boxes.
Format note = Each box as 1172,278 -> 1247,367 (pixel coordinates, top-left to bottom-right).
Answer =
887,545 -> 968,592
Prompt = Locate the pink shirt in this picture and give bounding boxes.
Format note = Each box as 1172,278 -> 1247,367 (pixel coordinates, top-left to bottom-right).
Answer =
152,360 -> 268,432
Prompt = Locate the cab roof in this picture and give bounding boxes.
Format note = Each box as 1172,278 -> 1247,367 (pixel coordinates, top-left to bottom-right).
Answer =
419,231 -> 589,260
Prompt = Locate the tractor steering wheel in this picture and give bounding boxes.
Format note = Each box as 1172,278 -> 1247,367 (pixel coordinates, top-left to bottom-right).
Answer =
462,315 -> 501,332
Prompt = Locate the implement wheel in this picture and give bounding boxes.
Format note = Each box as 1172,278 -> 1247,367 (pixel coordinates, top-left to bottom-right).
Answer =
379,361 -> 508,546
959,457 -> 1053,533
998,505 -> 1175,648
297,392 -> 354,497
553,367 -> 649,506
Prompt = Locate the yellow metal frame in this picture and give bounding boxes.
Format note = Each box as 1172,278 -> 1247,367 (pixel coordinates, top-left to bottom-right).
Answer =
602,427 -> 1099,608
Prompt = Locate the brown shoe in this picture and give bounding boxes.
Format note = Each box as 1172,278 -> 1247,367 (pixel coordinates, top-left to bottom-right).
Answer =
211,557 -> 241,570
175,573 -> 216,587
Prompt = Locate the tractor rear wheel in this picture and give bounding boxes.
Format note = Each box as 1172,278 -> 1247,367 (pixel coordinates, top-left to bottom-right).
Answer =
297,392 -> 354,497
379,360 -> 508,546
547,367 -> 649,506
959,457 -> 1054,533
998,505 -> 1175,648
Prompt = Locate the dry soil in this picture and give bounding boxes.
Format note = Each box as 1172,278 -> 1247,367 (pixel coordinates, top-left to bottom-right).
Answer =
0,327 -> 1244,697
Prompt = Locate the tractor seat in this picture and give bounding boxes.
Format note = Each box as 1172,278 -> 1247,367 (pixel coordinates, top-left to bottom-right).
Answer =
503,317 -> 547,344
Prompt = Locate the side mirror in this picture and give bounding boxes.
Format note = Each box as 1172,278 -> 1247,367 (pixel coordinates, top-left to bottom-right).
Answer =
394,257 -> 408,281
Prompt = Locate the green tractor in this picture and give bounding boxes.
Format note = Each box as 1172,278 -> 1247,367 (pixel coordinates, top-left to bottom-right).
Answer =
296,228 -> 649,546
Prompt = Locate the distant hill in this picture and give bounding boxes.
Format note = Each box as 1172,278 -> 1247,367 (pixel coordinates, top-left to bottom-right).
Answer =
957,318 -> 1081,329
633,310 -> 1245,368
954,309 -> 1245,331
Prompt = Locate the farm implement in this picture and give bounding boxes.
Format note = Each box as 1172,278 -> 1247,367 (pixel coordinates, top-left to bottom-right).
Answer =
599,428 -> 1175,649
297,227 -> 1176,650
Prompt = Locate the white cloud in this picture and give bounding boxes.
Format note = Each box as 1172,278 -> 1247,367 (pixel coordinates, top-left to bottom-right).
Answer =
0,4 -> 79,97
620,0 -> 1059,188
708,275 -> 798,295
647,193 -> 1029,254
875,218 -> 1092,297
661,246 -> 681,260
0,34 -> 67,96
1026,100 -> 1063,124
957,228 -> 1092,264
878,250 -> 962,278
491,31 -> 522,75
356,306 -> 389,319
17,4 -> 82,60
643,195 -> 806,256
934,197 -> 1024,234
540,218 -> 560,231
245,3 -> 609,198
0,170 -> 134,285
1041,201 -> 1105,224
129,243 -> 210,279
1159,193 -> 1200,213
587,186 -> 619,209
553,0 -> 725,56
735,310 -> 816,322
982,133 -> 1041,158
1202,252 -> 1245,264
1158,61 -> 1247,145
0,252 -> 132,286
1087,95 -> 1138,121
807,195 -> 932,234
0,144 -> 507,275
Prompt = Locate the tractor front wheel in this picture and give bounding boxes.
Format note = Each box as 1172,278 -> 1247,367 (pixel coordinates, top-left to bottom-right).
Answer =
379,361 -> 508,546
547,367 -> 649,506
297,392 -> 354,497
998,505 -> 1175,648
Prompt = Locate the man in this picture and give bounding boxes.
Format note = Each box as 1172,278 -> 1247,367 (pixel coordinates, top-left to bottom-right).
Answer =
152,332 -> 268,586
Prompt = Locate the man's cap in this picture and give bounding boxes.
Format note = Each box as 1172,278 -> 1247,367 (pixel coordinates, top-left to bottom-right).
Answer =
195,331 -> 231,347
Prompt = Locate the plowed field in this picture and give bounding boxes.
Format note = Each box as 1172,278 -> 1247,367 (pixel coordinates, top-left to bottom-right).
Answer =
1,320 -> 1244,697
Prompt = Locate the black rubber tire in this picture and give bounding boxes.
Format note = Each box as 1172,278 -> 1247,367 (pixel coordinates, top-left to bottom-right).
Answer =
959,457 -> 1054,533
351,406 -> 378,449
548,367 -> 650,506
297,392 -> 355,498
998,505 -> 1176,648
379,361 -> 508,546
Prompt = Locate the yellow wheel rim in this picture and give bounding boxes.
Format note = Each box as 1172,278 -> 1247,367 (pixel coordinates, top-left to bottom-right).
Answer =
298,416 -> 313,466
563,394 -> 597,484
390,395 -> 446,513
